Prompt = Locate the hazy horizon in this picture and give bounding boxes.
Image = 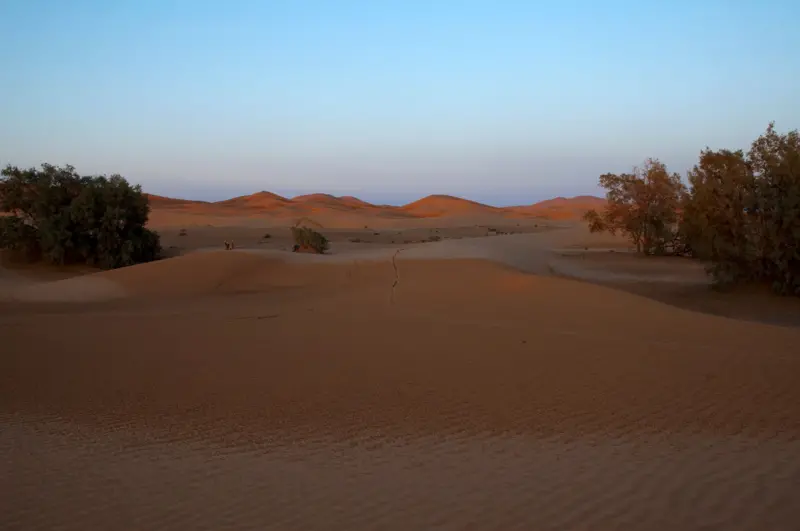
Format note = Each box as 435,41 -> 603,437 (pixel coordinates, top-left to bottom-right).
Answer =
2,0 -> 798,206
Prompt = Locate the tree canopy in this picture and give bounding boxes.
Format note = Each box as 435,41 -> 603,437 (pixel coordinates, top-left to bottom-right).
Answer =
0,164 -> 161,269
585,123 -> 800,295
583,159 -> 686,255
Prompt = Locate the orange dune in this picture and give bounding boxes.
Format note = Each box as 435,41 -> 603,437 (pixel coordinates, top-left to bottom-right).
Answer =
338,195 -> 376,208
144,193 -> 209,208
507,195 -> 606,220
291,193 -> 377,211
215,190 -> 291,209
399,194 -> 499,217
142,190 -> 603,224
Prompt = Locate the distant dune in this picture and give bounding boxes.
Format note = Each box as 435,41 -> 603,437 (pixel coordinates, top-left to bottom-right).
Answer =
215,191 -> 291,209
338,196 -> 375,208
291,193 -> 377,211
141,189 -> 604,228
144,194 -> 209,208
399,194 -> 499,217
507,195 -> 606,220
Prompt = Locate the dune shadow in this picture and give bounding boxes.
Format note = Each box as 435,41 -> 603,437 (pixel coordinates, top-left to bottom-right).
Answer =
548,254 -> 800,328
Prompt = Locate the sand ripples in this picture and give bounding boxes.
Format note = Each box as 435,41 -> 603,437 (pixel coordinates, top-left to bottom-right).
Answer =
2,415 -> 799,531
3,259 -> 800,530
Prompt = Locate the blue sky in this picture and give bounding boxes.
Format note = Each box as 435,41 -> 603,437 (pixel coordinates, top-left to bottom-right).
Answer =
1,0 -> 798,205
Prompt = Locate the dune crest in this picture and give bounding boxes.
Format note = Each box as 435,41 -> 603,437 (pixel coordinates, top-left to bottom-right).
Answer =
141,190 -> 604,227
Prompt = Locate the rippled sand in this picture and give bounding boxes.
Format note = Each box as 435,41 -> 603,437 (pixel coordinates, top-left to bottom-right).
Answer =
2,255 -> 800,530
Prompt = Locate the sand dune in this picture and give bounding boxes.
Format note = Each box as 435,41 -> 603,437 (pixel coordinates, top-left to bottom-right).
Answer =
290,193 -> 375,211
2,237 -> 800,529
215,190 -> 291,209
399,194 -> 499,217
141,190 -> 602,230
337,195 -> 376,208
145,193 -> 209,208
3,215 -> 799,530
507,195 -> 606,220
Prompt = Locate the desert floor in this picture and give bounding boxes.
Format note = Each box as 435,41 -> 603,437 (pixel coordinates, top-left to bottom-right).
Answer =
2,214 -> 800,530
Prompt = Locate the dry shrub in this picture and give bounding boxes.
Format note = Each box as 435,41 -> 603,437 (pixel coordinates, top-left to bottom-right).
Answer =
291,226 -> 329,254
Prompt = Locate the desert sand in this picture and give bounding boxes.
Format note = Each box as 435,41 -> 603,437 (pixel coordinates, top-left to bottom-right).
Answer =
2,193 -> 800,530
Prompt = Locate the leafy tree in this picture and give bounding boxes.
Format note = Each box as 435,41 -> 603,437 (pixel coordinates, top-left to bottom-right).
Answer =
583,159 -> 686,255
683,124 -> 800,293
0,164 -> 161,268
681,149 -> 755,283
749,123 -> 800,294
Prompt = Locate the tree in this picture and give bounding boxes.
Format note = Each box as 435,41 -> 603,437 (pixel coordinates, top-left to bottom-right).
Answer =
749,123 -> 800,295
681,149 -> 755,283
675,123 -> 799,294
0,164 -> 161,268
583,159 -> 686,255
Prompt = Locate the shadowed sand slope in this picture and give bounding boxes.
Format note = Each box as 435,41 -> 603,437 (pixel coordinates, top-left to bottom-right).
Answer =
2,253 -> 800,530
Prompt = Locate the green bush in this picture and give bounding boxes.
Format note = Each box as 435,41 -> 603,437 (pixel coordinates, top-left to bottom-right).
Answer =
0,164 -> 161,268
0,215 -> 40,258
291,226 -> 329,253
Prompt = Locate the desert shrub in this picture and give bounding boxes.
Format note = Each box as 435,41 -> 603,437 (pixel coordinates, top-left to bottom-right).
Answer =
0,164 -> 161,268
683,124 -> 800,293
179,228 -> 188,236
584,159 -> 687,255
263,233 -> 271,239
428,235 -> 441,242
290,226 -> 329,253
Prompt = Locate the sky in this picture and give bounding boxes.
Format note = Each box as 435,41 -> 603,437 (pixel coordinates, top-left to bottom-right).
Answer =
1,0 -> 798,206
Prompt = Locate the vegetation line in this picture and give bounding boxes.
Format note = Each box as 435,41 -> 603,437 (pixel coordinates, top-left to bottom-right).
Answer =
582,122 -> 799,296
